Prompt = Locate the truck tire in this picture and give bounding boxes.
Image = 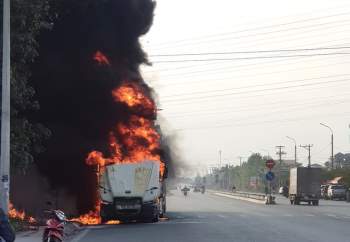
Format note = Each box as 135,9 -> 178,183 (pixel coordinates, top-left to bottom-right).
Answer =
290,199 -> 294,205
152,213 -> 159,222
295,199 -> 300,205
159,197 -> 166,218
313,200 -> 319,206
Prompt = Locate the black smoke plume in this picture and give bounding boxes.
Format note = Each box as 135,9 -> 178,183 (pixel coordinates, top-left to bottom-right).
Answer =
30,0 -> 160,214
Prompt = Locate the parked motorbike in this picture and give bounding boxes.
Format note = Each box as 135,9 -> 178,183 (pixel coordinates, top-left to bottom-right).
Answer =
43,210 -> 67,242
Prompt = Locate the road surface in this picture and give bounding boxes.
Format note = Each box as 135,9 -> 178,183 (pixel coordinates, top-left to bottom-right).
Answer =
70,190 -> 350,242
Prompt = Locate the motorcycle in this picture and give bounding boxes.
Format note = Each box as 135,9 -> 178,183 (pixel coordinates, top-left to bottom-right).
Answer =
181,187 -> 189,196
43,210 -> 67,242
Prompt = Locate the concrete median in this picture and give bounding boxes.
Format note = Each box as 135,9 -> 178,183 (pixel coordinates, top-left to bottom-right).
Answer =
209,190 -> 276,205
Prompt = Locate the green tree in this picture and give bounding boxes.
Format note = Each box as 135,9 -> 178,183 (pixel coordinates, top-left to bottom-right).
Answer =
10,0 -> 52,171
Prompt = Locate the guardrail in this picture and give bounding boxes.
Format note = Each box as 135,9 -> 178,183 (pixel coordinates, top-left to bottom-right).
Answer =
210,190 -> 276,204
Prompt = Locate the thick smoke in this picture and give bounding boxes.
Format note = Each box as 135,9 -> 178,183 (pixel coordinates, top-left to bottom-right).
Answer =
30,0 -> 158,214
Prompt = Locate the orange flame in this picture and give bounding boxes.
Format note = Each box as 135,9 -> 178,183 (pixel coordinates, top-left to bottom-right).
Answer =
112,83 -> 155,112
69,204 -> 101,225
73,51 -> 165,225
8,203 -> 36,224
106,220 -> 120,225
93,51 -> 110,65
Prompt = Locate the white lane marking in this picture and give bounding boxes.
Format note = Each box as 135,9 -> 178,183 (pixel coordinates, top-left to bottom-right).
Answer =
197,215 -> 205,219
253,213 -> 268,217
239,214 -> 247,218
217,214 -> 227,218
284,214 -> 293,217
69,228 -> 90,242
326,214 -> 338,218
305,214 -> 315,217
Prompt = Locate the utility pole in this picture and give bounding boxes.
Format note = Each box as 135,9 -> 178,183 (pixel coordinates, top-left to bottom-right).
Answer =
300,144 -> 313,167
237,156 -> 243,167
276,146 -> 286,165
286,136 -> 297,166
0,0 -> 11,212
320,123 -> 334,169
219,150 -> 222,168
276,146 -> 286,187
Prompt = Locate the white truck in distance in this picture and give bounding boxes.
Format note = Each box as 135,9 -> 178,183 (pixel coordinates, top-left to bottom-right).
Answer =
99,160 -> 166,223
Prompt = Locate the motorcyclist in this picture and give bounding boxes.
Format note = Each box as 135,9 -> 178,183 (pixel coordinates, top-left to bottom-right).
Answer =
0,208 -> 15,242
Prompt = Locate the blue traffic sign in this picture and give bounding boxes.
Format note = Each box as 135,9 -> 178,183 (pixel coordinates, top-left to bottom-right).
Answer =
265,171 -> 275,181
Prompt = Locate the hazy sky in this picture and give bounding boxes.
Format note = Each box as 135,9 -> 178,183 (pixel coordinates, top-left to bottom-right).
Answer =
141,0 -> 350,174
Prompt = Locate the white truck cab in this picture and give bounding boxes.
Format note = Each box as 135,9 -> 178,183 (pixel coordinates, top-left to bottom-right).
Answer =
99,160 -> 166,223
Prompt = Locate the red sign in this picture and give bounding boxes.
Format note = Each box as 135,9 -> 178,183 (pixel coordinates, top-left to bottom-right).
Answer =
265,159 -> 275,169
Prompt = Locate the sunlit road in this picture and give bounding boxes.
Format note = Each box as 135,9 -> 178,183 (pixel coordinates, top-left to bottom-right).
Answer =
71,190 -> 350,242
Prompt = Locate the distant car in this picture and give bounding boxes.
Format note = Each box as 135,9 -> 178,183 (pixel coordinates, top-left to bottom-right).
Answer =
193,185 -> 201,192
327,185 -> 347,200
279,186 -> 288,197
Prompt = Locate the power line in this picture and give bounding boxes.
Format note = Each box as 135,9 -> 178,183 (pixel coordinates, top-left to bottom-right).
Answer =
165,96 -> 350,119
145,37 -> 350,80
144,38 -> 350,76
159,81 -> 350,107
150,46 -> 350,57
150,11 -> 350,49
164,91 -> 350,117
170,99 -> 350,127
152,52 -> 350,64
160,73 -> 350,99
149,59 -> 350,88
160,78 -> 350,103
173,111 -> 350,132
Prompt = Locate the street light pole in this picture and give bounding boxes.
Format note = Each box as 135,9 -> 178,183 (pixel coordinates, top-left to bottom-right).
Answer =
286,136 -> 297,165
0,0 -> 11,212
320,123 -> 334,169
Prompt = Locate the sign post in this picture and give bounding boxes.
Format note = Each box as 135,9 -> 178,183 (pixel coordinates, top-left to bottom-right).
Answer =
265,159 -> 275,204
0,0 -> 11,212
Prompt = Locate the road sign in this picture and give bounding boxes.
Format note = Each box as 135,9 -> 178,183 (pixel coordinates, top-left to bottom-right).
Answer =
265,159 -> 275,169
265,171 -> 275,181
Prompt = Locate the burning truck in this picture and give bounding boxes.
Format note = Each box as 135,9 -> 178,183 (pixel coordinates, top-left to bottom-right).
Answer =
27,0 -> 171,225
68,51 -> 168,224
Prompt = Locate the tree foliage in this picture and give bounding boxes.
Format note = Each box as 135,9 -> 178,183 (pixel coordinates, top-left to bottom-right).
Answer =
10,0 -> 52,171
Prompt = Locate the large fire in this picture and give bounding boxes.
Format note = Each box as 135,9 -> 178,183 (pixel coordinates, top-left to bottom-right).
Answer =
71,50 -> 165,225
8,203 -> 36,224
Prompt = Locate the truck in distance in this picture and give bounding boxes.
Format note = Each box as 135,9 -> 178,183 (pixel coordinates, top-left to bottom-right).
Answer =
289,167 -> 321,206
99,160 -> 166,223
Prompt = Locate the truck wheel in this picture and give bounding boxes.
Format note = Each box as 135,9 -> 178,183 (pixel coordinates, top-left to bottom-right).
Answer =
159,197 -> 166,218
313,201 -> 319,206
290,199 -> 294,205
295,199 -> 300,205
152,214 -> 159,222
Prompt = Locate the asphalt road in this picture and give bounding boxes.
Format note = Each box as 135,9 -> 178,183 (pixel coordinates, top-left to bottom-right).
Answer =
70,190 -> 350,242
